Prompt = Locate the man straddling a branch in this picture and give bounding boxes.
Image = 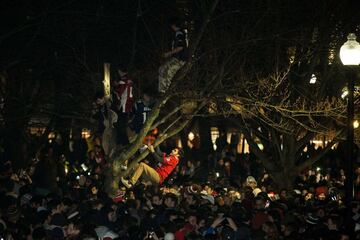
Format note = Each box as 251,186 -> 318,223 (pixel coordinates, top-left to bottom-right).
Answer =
121,145 -> 181,188
158,17 -> 188,93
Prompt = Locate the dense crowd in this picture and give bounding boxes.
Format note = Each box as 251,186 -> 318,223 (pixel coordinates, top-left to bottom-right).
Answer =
1,17 -> 360,240
1,133 -> 360,240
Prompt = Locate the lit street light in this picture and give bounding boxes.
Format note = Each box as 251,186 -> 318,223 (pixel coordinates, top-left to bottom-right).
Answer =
340,33 -> 360,204
354,120 -> 359,129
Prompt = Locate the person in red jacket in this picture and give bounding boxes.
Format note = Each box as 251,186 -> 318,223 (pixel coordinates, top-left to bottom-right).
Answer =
121,145 -> 181,188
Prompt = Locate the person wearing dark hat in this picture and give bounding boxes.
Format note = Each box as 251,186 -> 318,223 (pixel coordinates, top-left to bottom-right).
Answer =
121,145 -> 182,188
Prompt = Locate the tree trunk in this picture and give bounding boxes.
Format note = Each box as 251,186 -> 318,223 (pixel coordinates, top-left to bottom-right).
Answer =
3,121 -> 28,169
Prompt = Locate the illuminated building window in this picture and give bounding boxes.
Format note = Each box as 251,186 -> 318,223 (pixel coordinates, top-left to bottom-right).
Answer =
29,127 -> 45,136
210,127 -> 219,150
82,129 -> 91,139
48,132 -> 56,139
309,74 -> 317,84
238,134 -> 250,154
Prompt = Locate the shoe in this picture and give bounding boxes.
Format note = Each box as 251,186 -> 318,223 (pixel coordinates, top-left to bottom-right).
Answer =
120,165 -> 128,170
139,145 -> 148,153
121,177 -> 133,189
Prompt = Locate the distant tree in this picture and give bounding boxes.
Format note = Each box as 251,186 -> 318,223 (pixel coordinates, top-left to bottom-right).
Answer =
199,0 -> 355,189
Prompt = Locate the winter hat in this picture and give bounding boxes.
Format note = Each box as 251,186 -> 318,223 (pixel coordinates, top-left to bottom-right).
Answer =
185,184 -> 201,194
305,213 -> 320,225
201,195 -> 215,205
253,188 -> 262,197
164,232 -> 175,240
246,176 -> 257,186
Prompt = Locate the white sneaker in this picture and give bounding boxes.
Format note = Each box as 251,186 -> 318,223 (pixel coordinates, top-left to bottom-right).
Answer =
139,145 -> 148,153
121,177 -> 133,189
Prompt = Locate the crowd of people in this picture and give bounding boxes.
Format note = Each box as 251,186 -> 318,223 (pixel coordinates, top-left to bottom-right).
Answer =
2,17 -> 360,240
1,131 -> 360,240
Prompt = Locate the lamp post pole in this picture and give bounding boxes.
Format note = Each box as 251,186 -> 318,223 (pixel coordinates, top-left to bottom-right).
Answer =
346,67 -> 355,204
340,33 -> 360,204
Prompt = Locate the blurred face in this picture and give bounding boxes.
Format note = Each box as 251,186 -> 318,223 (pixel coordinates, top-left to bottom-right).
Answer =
280,190 -> 287,199
186,195 -> 195,205
96,97 -> 105,106
305,193 -> 313,201
152,196 -> 162,206
66,223 -> 80,237
218,159 -> 224,166
108,210 -> 117,222
88,151 -> 95,159
302,189 -> 308,196
188,215 -> 197,226
164,198 -> 175,208
143,94 -> 151,103
318,193 -> 326,200
171,148 -> 179,156
254,199 -> 265,210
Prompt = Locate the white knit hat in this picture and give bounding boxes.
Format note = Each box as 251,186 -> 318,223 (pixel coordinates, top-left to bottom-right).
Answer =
253,188 -> 262,197
164,232 -> 175,240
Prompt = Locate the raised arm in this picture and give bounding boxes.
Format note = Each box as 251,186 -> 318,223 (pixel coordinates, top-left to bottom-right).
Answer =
149,145 -> 164,163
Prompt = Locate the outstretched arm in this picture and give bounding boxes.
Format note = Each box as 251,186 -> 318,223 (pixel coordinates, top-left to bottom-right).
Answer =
149,145 -> 164,163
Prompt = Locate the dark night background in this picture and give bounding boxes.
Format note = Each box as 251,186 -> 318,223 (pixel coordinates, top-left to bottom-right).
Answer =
1,0 -> 360,166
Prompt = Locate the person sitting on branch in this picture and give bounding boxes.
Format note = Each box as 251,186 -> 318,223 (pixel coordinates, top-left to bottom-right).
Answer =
121,144 -> 182,188
158,17 -> 188,93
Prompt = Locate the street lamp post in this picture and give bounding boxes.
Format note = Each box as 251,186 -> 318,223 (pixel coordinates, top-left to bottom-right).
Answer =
340,33 -> 360,204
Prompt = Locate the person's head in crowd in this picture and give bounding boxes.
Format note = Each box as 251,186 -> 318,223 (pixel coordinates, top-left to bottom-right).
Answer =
185,193 -> 197,206
245,176 -> 257,190
170,147 -> 182,158
47,198 -> 61,213
254,196 -> 267,210
164,232 -> 175,240
102,206 -> 118,224
279,189 -> 287,200
150,193 -> 162,207
88,150 -> 95,160
65,220 -> 84,238
217,158 -> 224,167
30,195 -> 46,211
61,198 -> 73,213
164,194 -> 177,209
142,91 -> 153,105
305,192 -> 315,202
185,211 -> 198,227
302,188 -> 308,197
94,91 -> 105,106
